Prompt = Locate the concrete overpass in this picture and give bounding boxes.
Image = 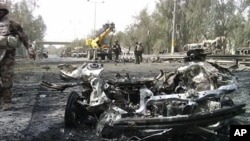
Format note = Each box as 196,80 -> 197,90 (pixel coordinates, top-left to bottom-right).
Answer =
35,41 -> 72,46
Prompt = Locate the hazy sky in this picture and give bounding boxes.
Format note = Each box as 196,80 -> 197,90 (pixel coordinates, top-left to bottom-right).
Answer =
34,0 -> 157,42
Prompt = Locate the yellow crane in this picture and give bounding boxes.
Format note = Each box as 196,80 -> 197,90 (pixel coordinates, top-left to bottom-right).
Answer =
85,22 -> 115,60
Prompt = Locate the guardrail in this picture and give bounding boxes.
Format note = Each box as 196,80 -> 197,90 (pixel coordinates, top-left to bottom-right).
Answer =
153,54 -> 250,66
157,54 -> 250,61
207,55 -> 250,60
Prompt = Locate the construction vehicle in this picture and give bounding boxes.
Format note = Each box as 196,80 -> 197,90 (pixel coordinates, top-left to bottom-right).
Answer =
85,22 -> 115,60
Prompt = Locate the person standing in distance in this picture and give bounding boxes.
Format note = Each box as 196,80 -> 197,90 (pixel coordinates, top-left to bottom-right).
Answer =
112,40 -> 121,62
138,42 -> 144,63
0,2 -> 36,111
134,42 -> 140,64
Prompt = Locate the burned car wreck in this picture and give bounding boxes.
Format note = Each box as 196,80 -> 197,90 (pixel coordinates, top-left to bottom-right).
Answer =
41,49 -> 246,141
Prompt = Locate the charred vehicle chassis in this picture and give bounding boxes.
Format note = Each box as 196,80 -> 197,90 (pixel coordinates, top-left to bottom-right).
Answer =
41,49 -> 246,141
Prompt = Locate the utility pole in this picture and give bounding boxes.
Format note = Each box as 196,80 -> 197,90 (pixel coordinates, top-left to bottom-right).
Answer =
171,0 -> 176,54
87,0 -> 104,33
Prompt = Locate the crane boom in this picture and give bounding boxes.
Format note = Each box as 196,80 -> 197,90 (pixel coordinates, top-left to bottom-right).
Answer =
86,22 -> 115,49
85,22 -> 115,60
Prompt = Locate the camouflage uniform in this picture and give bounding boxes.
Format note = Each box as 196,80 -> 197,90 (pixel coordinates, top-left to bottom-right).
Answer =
0,48 -> 15,104
0,2 -> 35,110
134,42 -> 144,64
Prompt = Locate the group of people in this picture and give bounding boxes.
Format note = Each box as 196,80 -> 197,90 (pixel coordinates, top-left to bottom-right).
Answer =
0,2 -> 36,111
109,40 -> 144,64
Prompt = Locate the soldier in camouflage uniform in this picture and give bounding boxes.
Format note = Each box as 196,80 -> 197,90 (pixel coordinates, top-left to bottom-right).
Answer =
0,2 -> 36,111
134,42 -> 144,64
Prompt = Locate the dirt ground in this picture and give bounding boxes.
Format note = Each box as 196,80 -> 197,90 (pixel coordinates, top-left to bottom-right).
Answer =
0,57 -> 250,141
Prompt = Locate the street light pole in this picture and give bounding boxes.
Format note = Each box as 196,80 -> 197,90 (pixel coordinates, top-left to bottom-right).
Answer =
171,0 -> 176,55
87,0 -> 104,32
94,2 -> 97,31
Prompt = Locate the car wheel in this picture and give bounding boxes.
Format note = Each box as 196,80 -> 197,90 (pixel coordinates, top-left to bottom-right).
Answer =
64,91 -> 80,128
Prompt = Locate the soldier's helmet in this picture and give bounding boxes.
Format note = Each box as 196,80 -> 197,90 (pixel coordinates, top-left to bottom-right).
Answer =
0,2 -> 9,14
